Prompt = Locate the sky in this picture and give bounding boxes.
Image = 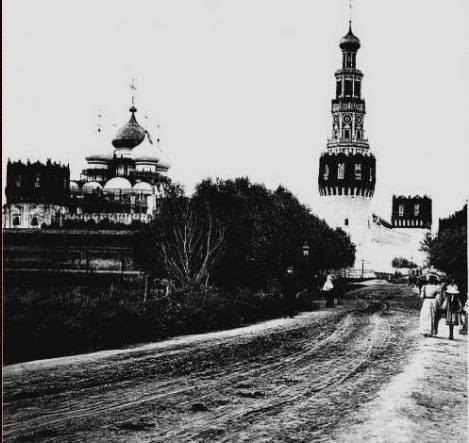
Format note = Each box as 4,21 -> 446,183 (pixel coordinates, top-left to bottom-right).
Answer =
3,0 -> 469,229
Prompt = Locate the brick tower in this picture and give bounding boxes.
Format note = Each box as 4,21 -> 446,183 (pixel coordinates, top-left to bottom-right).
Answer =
318,21 -> 376,258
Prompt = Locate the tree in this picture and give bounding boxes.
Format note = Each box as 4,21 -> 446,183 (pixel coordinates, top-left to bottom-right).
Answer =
391,257 -> 418,269
138,197 -> 225,290
192,178 -> 355,289
421,204 -> 467,294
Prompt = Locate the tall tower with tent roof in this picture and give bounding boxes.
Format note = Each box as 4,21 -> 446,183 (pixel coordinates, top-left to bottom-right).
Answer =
317,19 -> 376,264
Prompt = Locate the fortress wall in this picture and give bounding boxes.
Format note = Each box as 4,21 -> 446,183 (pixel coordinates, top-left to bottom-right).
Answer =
3,230 -> 142,277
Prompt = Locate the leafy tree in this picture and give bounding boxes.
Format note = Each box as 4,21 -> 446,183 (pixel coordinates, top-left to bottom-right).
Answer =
421,204 -> 467,294
391,257 -> 418,269
192,178 -> 355,289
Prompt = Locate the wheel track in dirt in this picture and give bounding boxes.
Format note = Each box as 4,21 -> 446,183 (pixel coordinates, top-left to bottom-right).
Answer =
157,303 -> 392,442
3,301 -> 375,442
4,294 -> 409,443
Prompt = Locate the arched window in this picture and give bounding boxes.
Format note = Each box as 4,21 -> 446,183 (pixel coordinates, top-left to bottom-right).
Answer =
355,163 -> 362,180
344,129 -> 350,139
31,216 -> 39,226
323,165 -> 329,180
414,204 -> 420,216
34,174 -> 41,188
338,163 -> 345,179
15,174 -> 22,187
13,216 -> 20,226
399,204 -> 404,217
369,167 -> 373,182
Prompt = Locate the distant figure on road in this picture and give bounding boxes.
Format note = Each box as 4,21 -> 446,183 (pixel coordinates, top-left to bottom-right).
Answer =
323,274 -> 335,308
282,266 -> 298,318
419,275 -> 440,337
445,279 -> 462,340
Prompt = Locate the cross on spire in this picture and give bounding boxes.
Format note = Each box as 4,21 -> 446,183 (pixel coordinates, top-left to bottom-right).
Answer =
130,78 -> 137,106
349,0 -> 353,26
97,109 -> 102,133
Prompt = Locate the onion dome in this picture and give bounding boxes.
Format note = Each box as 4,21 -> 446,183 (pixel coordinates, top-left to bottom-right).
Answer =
340,22 -> 360,51
112,106 -> 146,149
133,181 -> 153,194
103,177 -> 132,193
82,181 -> 103,192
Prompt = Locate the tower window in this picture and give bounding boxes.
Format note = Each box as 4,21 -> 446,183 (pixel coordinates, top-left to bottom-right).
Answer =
344,218 -> 349,226
31,216 -> 39,226
356,130 -> 361,140
344,79 -> 353,96
369,167 -> 373,182
414,204 -> 420,216
355,163 -> 362,180
344,129 -> 350,139
15,174 -> 22,187
355,81 -> 361,97
336,81 -> 342,97
399,204 -> 404,217
13,216 -> 20,226
337,163 -> 345,179
34,173 -> 41,188
323,165 -> 329,180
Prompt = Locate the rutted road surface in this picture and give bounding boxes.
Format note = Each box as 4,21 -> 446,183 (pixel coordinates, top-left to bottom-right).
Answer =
3,283 -> 465,442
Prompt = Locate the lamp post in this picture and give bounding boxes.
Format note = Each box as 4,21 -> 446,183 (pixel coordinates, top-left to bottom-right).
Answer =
302,241 -> 310,292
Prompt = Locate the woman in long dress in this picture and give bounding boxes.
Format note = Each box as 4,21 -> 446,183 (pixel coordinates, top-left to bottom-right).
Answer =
445,279 -> 462,340
419,275 -> 440,337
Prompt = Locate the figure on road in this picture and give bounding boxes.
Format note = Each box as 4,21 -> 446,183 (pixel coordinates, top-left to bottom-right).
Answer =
323,274 -> 335,308
445,279 -> 462,340
282,266 -> 298,318
419,275 -> 440,337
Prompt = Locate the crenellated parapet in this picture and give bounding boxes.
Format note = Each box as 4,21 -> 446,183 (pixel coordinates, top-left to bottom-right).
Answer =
5,159 -> 70,206
318,151 -> 375,197
391,195 -> 432,229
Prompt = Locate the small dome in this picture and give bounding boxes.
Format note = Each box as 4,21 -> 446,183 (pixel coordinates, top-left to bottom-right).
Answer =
340,23 -> 360,51
86,152 -> 113,162
82,181 -> 103,191
131,133 -> 160,163
112,106 -> 146,149
70,181 -> 80,190
103,177 -> 132,192
133,182 -> 153,194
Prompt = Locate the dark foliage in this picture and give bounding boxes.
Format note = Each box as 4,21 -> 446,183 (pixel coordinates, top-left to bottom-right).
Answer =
191,178 -> 355,289
4,282 -> 307,364
421,204 -> 467,295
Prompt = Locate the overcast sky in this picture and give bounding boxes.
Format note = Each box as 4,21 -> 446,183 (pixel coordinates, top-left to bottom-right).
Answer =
3,0 -> 469,228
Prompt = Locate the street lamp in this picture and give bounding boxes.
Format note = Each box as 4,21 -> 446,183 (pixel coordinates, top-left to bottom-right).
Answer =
302,241 -> 310,292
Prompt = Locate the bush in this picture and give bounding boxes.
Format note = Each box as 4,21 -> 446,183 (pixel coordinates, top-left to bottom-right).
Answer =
4,282 -> 315,364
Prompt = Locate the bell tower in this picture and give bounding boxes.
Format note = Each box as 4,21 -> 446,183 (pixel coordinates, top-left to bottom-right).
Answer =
318,22 -> 376,254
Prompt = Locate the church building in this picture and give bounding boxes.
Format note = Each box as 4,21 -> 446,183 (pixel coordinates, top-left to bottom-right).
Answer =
3,98 -> 172,229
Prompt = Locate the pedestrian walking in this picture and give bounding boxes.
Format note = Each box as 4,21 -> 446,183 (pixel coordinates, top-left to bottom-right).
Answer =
419,275 -> 440,337
460,299 -> 468,335
323,274 -> 335,308
445,279 -> 462,340
282,266 -> 298,318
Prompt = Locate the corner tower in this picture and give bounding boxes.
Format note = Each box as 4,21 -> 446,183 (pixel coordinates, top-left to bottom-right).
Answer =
318,22 -> 376,251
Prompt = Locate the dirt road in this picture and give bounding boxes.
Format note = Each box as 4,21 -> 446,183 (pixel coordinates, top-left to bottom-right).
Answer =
3,283 -> 467,442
